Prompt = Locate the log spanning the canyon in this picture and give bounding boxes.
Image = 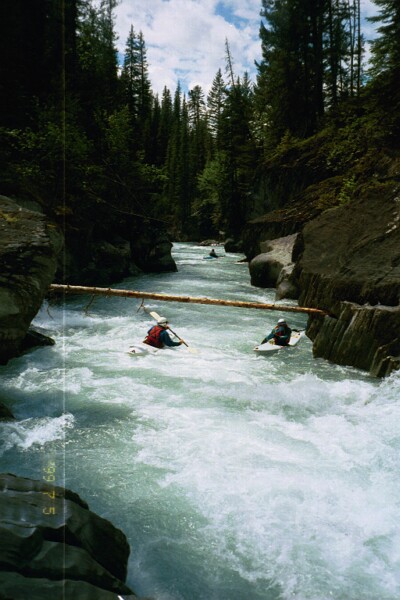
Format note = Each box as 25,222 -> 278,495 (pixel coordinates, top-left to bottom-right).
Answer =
49,284 -> 328,317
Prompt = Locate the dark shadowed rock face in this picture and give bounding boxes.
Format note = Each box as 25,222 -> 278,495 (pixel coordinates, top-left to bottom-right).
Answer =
130,226 -> 177,273
295,187 -> 400,376
295,189 -> 400,311
0,473 -> 138,600
0,196 -> 63,364
61,237 -> 142,286
58,221 -> 177,284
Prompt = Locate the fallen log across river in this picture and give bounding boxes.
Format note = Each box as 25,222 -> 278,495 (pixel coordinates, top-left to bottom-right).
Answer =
48,284 -> 328,317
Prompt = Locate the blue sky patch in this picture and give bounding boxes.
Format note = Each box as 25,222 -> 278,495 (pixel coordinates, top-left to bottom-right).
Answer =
216,1 -> 246,29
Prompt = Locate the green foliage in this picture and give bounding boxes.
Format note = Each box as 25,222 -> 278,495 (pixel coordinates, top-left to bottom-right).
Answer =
192,158 -> 226,235
325,122 -> 365,172
104,106 -> 131,158
1,0 -> 399,255
337,175 -> 357,205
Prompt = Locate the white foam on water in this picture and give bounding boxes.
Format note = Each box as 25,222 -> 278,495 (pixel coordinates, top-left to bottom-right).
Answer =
0,413 -> 74,454
1,244 -> 399,600
124,367 -> 400,598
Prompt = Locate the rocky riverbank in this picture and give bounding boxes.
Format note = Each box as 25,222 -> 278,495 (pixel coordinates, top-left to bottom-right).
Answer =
0,195 -> 177,366
241,157 -> 400,376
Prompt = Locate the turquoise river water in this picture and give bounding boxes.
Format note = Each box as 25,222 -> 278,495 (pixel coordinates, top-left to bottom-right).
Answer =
1,243 -> 399,599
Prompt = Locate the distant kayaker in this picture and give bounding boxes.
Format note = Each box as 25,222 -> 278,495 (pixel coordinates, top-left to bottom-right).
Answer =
261,318 -> 292,346
143,317 -> 183,349
209,248 -> 218,258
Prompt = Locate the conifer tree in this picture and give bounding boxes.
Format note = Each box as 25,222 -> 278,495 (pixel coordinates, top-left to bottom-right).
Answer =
76,0 -> 119,137
121,25 -> 141,117
220,75 -> 257,237
164,84 -> 183,219
136,32 -> 153,123
368,0 -> 400,76
188,85 -> 210,176
156,87 -> 173,166
207,69 -> 227,150
256,0 -> 326,140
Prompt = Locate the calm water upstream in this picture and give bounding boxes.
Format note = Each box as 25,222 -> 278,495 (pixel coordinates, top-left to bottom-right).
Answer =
1,243 -> 399,600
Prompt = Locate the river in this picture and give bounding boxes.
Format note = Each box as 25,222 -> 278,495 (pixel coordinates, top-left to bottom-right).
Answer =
1,243 -> 399,600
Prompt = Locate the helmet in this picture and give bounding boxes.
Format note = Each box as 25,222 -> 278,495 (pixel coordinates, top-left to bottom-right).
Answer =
278,318 -> 286,323
157,317 -> 168,326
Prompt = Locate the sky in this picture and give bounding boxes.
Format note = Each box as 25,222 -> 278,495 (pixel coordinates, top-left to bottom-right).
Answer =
113,0 -> 380,97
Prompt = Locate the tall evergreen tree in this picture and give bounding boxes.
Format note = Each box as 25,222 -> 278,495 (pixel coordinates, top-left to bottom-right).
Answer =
156,87 -> 173,166
256,0 -> 327,141
121,25 -> 141,117
220,75 -> 257,236
188,85 -> 210,175
368,0 -> 400,76
136,32 -> 152,123
76,0 -> 119,137
207,69 -> 227,150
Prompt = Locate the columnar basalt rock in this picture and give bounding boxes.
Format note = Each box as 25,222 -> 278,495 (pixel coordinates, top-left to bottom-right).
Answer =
295,187 -> 400,376
307,302 -> 400,376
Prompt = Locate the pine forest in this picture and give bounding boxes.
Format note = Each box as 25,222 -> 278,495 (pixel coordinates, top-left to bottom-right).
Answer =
0,0 -> 399,248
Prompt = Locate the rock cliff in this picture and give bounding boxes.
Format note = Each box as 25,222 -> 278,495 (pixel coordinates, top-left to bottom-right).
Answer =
0,196 -> 63,365
294,186 -> 400,376
62,219 -> 177,285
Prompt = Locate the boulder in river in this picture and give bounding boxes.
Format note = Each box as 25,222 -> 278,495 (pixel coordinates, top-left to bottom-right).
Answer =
0,473 -> 139,599
249,234 -> 298,292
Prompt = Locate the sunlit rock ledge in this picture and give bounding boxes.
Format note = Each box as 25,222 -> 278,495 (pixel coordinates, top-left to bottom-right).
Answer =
0,473 -> 140,600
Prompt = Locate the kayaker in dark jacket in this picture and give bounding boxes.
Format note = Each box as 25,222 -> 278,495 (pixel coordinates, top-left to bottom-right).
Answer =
143,317 -> 183,348
209,248 -> 218,258
261,318 -> 292,346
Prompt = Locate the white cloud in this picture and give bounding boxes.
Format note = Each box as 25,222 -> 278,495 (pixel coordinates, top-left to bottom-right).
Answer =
114,0 -> 379,97
114,0 -> 262,96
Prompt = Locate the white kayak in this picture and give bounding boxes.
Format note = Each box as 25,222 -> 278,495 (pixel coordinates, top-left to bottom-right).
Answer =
127,343 -> 183,356
127,343 -> 159,356
254,330 -> 305,354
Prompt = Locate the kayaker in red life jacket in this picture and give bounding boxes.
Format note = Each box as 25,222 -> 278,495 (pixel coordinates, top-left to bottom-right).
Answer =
261,318 -> 292,346
143,317 -> 184,349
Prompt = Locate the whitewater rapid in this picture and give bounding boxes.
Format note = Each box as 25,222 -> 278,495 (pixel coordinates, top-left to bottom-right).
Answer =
1,243 -> 399,600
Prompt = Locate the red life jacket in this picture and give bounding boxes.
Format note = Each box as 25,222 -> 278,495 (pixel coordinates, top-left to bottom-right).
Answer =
143,325 -> 164,348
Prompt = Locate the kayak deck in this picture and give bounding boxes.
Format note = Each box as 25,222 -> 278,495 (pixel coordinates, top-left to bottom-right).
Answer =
254,330 -> 304,354
127,343 -> 159,355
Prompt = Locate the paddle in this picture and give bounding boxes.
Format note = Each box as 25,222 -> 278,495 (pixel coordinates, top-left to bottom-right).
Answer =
167,326 -> 190,348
